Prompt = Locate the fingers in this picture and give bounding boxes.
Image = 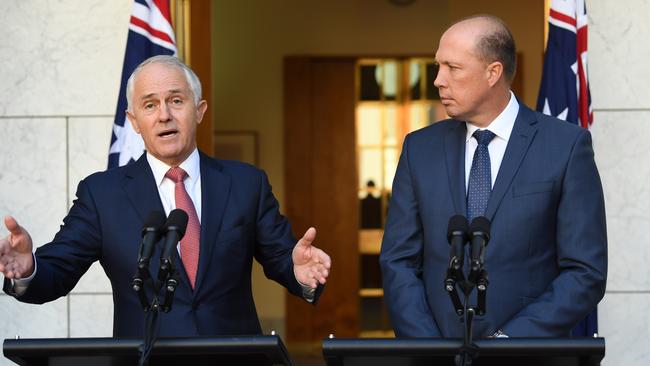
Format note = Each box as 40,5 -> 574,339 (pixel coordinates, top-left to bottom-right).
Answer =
316,249 -> 331,270
295,262 -> 330,288
315,251 -> 330,284
305,250 -> 331,287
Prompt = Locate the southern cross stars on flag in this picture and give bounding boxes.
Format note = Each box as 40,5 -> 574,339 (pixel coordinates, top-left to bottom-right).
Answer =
108,0 -> 177,169
536,0 -> 593,129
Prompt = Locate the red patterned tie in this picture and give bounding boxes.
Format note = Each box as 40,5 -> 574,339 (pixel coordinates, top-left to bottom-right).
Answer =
165,167 -> 201,289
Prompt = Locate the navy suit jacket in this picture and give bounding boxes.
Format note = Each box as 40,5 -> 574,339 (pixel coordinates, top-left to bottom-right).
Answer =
4,152 -> 304,337
380,103 -> 607,338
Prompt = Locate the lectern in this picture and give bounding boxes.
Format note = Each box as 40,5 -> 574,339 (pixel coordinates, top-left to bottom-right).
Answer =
322,337 -> 605,366
3,335 -> 293,366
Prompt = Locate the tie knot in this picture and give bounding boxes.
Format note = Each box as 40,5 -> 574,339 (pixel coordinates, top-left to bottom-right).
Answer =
165,167 -> 188,184
473,129 -> 496,147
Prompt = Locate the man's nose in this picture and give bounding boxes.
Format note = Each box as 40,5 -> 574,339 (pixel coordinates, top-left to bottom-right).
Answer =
158,102 -> 172,121
433,68 -> 445,89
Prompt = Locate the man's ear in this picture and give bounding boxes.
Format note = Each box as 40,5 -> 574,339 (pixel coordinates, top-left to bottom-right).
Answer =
126,110 -> 141,134
486,61 -> 504,87
196,100 -> 208,125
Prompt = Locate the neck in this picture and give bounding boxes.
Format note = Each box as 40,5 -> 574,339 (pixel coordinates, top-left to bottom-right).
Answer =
467,89 -> 511,128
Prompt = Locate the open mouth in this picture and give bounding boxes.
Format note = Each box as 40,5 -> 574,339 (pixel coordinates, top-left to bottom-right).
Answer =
158,129 -> 178,138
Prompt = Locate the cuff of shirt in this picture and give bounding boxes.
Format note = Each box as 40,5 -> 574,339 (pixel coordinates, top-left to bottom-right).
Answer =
293,268 -> 316,303
9,254 -> 37,297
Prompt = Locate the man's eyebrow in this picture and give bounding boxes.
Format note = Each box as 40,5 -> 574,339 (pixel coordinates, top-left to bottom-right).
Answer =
140,93 -> 157,101
139,89 -> 188,100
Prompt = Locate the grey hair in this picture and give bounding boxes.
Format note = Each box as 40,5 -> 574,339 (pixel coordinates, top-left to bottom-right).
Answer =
126,55 -> 202,111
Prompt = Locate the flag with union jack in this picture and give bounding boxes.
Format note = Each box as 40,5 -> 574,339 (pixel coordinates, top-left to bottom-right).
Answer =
108,0 -> 177,169
537,0 -> 592,129
537,0 -> 598,337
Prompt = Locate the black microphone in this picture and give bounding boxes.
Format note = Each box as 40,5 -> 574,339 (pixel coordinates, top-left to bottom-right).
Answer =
137,211 -> 166,276
447,215 -> 469,272
158,209 -> 189,282
469,216 -> 491,281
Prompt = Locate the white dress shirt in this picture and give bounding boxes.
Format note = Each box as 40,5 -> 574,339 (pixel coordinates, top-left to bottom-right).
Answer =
464,91 -> 519,192
147,148 -> 202,223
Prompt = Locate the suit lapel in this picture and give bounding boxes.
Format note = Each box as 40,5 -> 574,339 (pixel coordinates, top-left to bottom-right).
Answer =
444,121 -> 468,216
123,154 -> 165,222
193,152 -> 231,293
485,104 -> 538,220
122,155 -> 189,290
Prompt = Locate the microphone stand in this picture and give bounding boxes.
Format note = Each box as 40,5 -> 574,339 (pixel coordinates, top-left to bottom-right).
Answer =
455,290 -> 479,366
133,255 -> 179,366
448,263 -> 489,366
444,258 -> 465,317
132,210 -> 187,366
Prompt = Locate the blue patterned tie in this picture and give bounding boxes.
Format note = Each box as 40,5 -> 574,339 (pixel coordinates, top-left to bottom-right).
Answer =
467,129 -> 496,221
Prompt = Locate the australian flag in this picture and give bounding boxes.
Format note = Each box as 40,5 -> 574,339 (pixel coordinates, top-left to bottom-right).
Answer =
537,0 -> 597,337
108,0 -> 177,169
537,0 -> 593,128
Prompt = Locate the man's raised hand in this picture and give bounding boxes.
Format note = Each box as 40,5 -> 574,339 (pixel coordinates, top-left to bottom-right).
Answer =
0,216 -> 35,279
292,227 -> 331,289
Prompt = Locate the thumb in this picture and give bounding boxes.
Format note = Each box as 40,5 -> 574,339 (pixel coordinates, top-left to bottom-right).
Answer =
4,216 -> 22,236
298,227 -> 316,248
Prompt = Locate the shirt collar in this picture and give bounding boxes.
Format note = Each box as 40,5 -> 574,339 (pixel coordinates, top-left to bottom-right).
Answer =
147,149 -> 201,187
465,90 -> 519,143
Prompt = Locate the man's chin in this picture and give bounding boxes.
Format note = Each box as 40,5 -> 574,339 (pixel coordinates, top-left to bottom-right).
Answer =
151,150 -> 187,166
443,109 -> 458,119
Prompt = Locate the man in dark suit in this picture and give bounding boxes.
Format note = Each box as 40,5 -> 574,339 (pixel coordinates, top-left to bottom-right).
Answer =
380,15 -> 607,338
0,55 -> 331,337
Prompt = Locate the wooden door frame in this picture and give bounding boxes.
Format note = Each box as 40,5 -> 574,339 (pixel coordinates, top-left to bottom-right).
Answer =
284,56 -> 360,347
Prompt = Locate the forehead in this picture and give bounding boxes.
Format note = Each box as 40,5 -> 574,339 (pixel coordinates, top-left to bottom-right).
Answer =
435,20 -> 485,62
133,63 -> 190,95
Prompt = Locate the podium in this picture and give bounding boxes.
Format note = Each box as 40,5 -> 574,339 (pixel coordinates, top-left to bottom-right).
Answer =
3,335 -> 293,366
322,338 -> 605,366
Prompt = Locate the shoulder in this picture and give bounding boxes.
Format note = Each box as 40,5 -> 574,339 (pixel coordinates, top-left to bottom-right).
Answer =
402,118 -> 464,150
408,119 -> 459,138
81,163 -> 131,187
201,153 -> 264,178
519,103 -> 585,135
200,153 -> 269,191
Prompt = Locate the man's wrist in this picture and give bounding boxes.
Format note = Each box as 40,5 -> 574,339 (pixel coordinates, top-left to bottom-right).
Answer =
293,267 -> 316,302
10,254 -> 37,296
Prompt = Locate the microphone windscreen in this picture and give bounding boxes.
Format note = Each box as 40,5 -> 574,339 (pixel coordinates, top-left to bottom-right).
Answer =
143,211 -> 166,234
469,216 -> 491,236
165,209 -> 189,237
447,215 -> 469,241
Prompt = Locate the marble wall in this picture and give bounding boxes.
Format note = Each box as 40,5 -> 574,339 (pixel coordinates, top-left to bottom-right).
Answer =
0,1 -> 129,365
590,2 -> 650,364
0,0 -> 649,366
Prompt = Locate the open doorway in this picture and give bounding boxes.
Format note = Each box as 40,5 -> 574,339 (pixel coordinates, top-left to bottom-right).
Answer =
283,52 -> 526,344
